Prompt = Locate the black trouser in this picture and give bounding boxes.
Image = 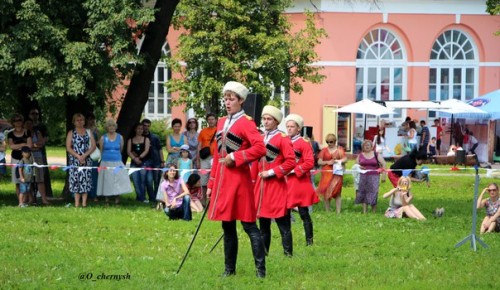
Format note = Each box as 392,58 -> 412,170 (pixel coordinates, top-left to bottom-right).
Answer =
470,143 -> 478,155
222,220 -> 266,276
259,210 -> 293,256
298,206 -> 314,245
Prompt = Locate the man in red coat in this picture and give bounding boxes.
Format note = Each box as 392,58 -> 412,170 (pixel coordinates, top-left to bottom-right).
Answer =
285,114 -> 320,246
207,81 -> 267,278
253,105 -> 296,257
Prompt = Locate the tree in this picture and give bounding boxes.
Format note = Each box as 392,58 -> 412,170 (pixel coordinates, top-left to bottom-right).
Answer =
116,0 -> 180,143
165,0 -> 327,117
0,0 -> 154,198
486,0 -> 500,35
0,0 -> 154,125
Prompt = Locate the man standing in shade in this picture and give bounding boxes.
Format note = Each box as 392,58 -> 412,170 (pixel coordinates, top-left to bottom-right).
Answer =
207,81 -> 267,278
253,105 -> 295,256
285,114 -> 320,246
142,119 -> 164,204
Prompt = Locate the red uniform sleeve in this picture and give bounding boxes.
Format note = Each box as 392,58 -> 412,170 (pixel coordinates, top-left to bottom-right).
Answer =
271,135 -> 295,179
233,119 -> 266,167
295,139 -> 314,178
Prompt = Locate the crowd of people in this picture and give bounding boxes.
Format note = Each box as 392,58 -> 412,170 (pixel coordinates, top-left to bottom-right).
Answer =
1,81 -> 498,279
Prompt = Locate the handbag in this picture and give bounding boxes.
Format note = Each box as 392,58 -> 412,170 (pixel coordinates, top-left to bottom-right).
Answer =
333,162 -> 343,176
199,131 -> 216,159
86,129 -> 101,161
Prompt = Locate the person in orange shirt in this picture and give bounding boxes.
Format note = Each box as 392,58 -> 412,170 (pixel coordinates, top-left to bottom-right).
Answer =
196,113 -> 217,206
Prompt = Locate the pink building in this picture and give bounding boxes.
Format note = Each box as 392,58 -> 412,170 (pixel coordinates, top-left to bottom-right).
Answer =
136,0 -> 500,161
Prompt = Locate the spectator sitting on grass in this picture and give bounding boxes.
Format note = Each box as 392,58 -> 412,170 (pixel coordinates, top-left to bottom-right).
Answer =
159,163 -> 192,221
186,173 -> 204,213
477,183 -> 500,234
383,176 -> 426,220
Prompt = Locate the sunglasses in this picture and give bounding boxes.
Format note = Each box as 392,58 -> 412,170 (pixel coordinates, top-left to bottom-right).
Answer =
326,141 -> 335,144
487,189 -> 498,192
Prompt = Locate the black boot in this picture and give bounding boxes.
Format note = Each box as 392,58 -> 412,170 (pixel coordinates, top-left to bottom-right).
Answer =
299,207 -> 314,246
259,218 -> 271,255
222,222 -> 238,277
243,222 -> 266,278
276,215 -> 293,256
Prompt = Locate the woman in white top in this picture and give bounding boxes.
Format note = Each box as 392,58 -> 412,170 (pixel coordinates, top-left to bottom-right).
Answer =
373,128 -> 389,155
407,121 -> 418,152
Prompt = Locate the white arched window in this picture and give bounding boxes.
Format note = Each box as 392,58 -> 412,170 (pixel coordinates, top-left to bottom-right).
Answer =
429,29 -> 477,104
356,28 -> 406,119
145,42 -> 172,119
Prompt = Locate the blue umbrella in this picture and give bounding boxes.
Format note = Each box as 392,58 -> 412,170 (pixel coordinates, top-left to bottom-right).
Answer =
467,89 -> 500,120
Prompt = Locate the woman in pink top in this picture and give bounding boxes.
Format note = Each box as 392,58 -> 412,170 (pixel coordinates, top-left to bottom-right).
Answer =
159,164 -> 192,221
355,140 -> 385,213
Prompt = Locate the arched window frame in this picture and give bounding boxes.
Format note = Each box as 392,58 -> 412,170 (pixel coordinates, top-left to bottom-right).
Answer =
428,29 -> 478,108
355,28 -> 407,120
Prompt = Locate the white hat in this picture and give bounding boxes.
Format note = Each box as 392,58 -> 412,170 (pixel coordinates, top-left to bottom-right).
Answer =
180,144 -> 190,151
222,81 -> 249,101
285,114 -> 304,129
261,105 -> 283,123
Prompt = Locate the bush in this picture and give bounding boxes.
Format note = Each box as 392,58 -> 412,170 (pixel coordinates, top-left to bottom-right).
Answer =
149,119 -> 171,147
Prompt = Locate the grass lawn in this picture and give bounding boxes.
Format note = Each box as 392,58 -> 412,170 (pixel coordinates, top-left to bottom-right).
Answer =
1,161 -> 499,289
45,146 -> 67,158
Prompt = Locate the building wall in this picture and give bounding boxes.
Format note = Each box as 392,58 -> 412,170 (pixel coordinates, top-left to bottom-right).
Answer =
111,1 -> 499,150
287,1 -> 500,145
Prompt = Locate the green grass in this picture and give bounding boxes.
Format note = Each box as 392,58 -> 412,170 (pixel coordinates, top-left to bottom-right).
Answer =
1,164 -> 500,289
45,146 -> 67,158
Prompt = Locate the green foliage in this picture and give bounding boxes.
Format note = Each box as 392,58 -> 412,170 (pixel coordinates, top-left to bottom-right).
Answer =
1,165 -> 500,288
167,0 -> 327,117
486,0 -> 500,35
149,118 -> 171,147
486,0 -> 500,14
0,0 -> 154,120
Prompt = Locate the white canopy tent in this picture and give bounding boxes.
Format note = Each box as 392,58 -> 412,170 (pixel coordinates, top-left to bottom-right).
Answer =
336,99 -> 394,116
335,99 -> 394,143
384,100 -> 443,110
431,99 -> 490,119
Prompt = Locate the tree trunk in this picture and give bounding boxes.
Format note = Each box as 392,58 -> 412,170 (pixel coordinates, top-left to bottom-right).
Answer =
116,0 -> 180,163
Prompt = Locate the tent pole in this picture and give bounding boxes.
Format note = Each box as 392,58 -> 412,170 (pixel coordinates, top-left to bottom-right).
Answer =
363,114 -> 367,140
450,114 -> 454,147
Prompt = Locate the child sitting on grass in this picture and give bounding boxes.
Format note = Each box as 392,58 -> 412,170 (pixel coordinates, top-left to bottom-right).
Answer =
186,173 -> 204,213
17,146 -> 34,207
383,176 -> 426,220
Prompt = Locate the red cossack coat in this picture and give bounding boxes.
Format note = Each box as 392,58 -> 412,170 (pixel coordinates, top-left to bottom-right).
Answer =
253,131 -> 295,219
207,114 -> 266,222
287,136 -> 320,208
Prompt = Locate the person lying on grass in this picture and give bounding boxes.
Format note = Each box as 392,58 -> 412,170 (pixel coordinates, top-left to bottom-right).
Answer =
159,164 -> 192,221
477,183 -> 500,234
383,176 -> 426,220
